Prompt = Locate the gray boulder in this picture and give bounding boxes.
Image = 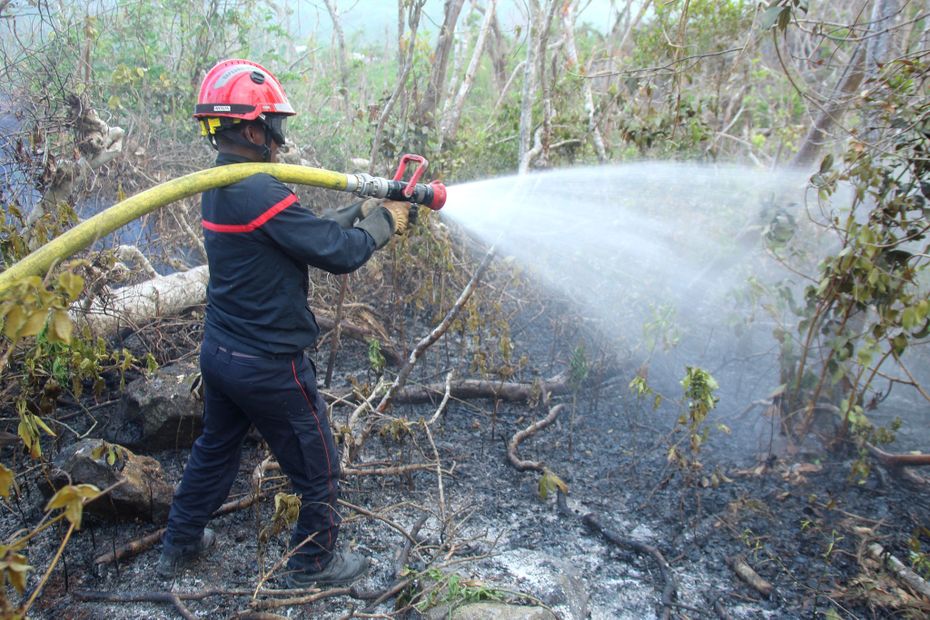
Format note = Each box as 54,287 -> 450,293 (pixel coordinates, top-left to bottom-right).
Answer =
105,362 -> 203,450
48,438 -> 174,523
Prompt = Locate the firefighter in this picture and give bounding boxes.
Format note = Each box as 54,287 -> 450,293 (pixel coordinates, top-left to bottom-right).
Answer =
157,58 -> 409,587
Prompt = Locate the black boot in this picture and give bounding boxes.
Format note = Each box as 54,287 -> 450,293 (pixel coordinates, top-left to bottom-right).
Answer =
285,549 -> 369,588
156,528 -> 216,578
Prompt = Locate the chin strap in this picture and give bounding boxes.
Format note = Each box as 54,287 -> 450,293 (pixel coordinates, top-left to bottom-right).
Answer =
209,127 -> 272,162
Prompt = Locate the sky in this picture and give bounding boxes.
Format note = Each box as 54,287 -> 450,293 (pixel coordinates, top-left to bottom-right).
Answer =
291,0 -> 620,42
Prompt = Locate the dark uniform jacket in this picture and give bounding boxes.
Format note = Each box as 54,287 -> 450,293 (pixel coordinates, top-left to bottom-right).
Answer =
201,153 -> 376,356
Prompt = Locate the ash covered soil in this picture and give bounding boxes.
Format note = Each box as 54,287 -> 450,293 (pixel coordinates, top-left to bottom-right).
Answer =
8,301 -> 930,620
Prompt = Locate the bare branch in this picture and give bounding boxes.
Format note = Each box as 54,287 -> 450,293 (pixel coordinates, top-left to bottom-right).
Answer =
427,370 -> 454,425
376,247 -> 496,413
368,0 -> 426,171
443,0 -> 498,142
562,2 -> 607,162
867,542 -> 930,600
507,404 -> 564,472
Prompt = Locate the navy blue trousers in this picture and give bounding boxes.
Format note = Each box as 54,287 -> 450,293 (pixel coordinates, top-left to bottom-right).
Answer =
163,338 -> 341,572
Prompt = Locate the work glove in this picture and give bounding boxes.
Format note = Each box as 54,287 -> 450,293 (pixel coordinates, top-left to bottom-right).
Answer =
321,201 -> 364,229
361,199 -> 411,235
354,202 -> 394,250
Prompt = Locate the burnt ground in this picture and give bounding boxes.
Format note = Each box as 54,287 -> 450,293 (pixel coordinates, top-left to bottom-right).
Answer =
4,297 -> 930,620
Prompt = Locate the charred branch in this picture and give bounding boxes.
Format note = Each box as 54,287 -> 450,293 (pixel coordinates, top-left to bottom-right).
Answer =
95,457 -> 277,565
727,555 -> 774,598
507,404 -> 564,472
376,247 -> 496,413
866,443 -> 930,468
557,492 -> 678,620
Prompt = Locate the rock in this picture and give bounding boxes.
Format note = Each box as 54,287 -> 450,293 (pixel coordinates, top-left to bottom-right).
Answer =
105,362 -> 203,450
489,548 -> 591,620
47,438 -> 174,523
426,603 -> 556,620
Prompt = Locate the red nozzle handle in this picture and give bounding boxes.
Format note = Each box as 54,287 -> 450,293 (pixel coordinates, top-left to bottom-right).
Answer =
393,154 -> 429,199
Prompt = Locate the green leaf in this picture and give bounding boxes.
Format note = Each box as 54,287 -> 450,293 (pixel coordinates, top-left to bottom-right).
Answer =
3,305 -> 26,339
891,334 -> 908,356
20,309 -> 48,339
46,483 -> 101,529
31,414 -> 56,438
49,309 -> 73,344
58,271 -> 84,301
761,6 -> 788,30
777,6 -> 792,31
819,153 -> 834,174
537,469 -> 568,500
0,463 -> 14,499
0,551 -> 32,594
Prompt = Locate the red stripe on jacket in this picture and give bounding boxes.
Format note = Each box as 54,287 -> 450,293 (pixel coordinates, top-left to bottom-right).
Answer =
202,193 -> 298,233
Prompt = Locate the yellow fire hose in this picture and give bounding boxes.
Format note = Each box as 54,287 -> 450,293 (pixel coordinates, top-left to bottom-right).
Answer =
0,161 -> 447,293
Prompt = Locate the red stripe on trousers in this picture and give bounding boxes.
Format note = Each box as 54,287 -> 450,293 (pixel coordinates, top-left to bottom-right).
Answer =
291,359 -> 335,569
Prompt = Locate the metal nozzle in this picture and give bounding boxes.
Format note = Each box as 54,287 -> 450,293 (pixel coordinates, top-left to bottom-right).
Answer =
348,173 -> 446,210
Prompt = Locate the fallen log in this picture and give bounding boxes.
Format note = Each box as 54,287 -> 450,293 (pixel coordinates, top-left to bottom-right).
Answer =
867,542 -> 930,601
76,265 -> 402,365
78,265 -> 209,337
392,374 -> 570,404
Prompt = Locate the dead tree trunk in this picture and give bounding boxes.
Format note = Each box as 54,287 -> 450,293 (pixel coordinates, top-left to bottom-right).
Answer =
27,97 -> 124,241
518,1 -> 541,173
442,12 -> 472,121
415,0 -> 466,130
865,0 -> 901,74
322,0 -> 351,112
790,1 -> 902,168
538,0 -> 560,167
76,266 -> 402,366
487,11 -> 509,91
922,3 -> 930,51
562,1 -> 608,163
396,0 -> 405,71
789,45 -> 866,169
519,0 -> 559,173
369,0 -> 425,169
443,0 -> 499,142
863,0 -> 900,144
617,0 -> 652,56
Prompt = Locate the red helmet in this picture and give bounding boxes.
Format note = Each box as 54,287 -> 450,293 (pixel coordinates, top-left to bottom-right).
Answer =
195,59 -> 295,120
195,59 -> 294,145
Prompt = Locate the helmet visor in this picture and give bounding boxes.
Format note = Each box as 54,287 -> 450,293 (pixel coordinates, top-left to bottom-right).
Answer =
263,114 -> 287,146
